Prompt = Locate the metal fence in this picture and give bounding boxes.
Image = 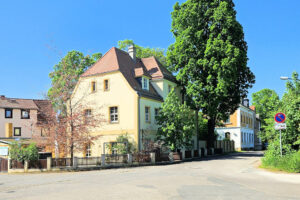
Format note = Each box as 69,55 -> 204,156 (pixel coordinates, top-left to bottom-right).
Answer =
11,160 -> 24,169
29,159 -> 47,169
51,158 -> 72,167
132,152 -> 151,163
77,157 -> 101,166
105,154 -> 128,164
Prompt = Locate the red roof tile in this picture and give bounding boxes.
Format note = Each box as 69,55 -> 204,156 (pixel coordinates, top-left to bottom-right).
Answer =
81,47 -> 176,101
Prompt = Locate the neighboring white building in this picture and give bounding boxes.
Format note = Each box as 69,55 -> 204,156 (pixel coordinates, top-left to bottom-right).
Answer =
215,99 -> 256,150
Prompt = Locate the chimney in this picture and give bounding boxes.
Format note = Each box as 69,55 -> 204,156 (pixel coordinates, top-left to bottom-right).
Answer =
242,98 -> 249,107
128,45 -> 136,61
0,95 -> 5,100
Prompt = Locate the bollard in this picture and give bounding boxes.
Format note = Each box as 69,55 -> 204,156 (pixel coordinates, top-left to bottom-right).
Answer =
204,148 -> 208,156
211,148 -> 214,155
47,157 -> 52,171
191,150 -> 194,158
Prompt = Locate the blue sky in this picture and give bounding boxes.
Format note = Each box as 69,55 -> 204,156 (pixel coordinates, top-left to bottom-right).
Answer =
0,0 -> 299,102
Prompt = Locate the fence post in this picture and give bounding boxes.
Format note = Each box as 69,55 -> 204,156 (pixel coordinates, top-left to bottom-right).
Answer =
24,160 -> 28,172
191,149 -> 194,158
127,154 -> 132,164
73,157 -> 78,169
150,152 -> 155,164
204,148 -> 208,156
101,154 -> 106,166
181,148 -> 186,160
47,157 -> 52,171
168,152 -> 174,162
8,158 -> 11,170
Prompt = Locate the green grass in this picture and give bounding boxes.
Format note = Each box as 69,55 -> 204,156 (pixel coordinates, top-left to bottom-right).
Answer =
261,151 -> 300,173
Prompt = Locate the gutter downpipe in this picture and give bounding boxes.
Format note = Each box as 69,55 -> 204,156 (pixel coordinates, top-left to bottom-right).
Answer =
137,92 -> 141,152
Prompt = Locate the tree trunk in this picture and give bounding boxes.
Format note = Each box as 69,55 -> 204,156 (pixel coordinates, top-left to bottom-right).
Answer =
195,110 -> 199,150
207,118 -> 216,148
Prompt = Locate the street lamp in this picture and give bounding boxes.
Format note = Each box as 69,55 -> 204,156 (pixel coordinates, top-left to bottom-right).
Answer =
280,76 -> 290,80
280,76 -> 300,81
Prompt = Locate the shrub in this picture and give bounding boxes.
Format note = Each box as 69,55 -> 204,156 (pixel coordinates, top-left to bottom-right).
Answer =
9,142 -> 39,162
262,140 -> 300,173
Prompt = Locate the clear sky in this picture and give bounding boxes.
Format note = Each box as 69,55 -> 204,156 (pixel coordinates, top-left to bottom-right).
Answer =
0,0 -> 299,102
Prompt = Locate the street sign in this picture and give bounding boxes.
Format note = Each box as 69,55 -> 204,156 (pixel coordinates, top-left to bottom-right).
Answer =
275,123 -> 286,130
274,112 -> 286,123
0,146 -> 8,156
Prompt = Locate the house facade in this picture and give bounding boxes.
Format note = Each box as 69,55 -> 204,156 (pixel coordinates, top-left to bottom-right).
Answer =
215,99 -> 258,151
0,95 -> 51,157
71,46 -> 182,157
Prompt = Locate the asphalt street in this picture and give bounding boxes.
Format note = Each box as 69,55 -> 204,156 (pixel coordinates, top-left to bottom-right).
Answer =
1,151 -> 300,200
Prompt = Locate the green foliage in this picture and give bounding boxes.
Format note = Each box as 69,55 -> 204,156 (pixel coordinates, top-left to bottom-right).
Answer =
252,89 -> 280,126
23,143 -> 39,162
9,142 -> 39,162
259,72 -> 300,148
9,142 -> 24,162
48,50 -> 101,113
118,39 -> 167,67
262,142 -> 300,173
115,133 -> 136,154
167,0 -> 255,146
156,90 -> 195,151
281,72 -> 300,147
252,89 -> 280,142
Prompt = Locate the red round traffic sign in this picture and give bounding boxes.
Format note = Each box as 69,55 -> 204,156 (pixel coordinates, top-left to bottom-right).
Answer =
274,113 -> 286,123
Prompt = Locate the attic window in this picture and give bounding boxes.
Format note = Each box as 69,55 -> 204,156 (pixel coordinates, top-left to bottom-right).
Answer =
142,77 -> 149,91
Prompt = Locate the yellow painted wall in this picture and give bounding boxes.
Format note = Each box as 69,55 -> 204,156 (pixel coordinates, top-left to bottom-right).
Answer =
151,79 -> 179,100
71,71 -> 139,156
225,111 -> 238,128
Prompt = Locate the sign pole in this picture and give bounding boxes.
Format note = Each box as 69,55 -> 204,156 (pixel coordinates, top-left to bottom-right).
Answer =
280,129 -> 282,157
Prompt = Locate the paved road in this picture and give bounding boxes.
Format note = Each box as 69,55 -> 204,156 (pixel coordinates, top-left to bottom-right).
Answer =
1,151 -> 300,200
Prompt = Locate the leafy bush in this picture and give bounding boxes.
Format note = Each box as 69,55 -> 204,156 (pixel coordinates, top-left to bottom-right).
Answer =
262,140 -> 300,173
9,142 -> 39,162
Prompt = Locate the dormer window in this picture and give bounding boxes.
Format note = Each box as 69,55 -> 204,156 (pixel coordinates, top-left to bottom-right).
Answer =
142,77 -> 149,90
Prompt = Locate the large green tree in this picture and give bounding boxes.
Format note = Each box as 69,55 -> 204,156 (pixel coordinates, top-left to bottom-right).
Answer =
262,72 -> 299,149
156,90 -> 195,152
167,0 -> 255,147
281,72 -> 300,148
48,51 -> 101,113
252,89 -> 280,142
118,39 -> 167,67
252,89 -> 280,127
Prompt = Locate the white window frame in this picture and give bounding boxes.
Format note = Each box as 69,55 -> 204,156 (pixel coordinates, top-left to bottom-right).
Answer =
145,106 -> 150,123
142,77 -> 149,90
86,144 -> 91,157
110,107 -> 119,123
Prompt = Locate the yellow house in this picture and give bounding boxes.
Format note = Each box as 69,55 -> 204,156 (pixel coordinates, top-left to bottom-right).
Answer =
71,45 -> 180,157
215,99 -> 257,151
